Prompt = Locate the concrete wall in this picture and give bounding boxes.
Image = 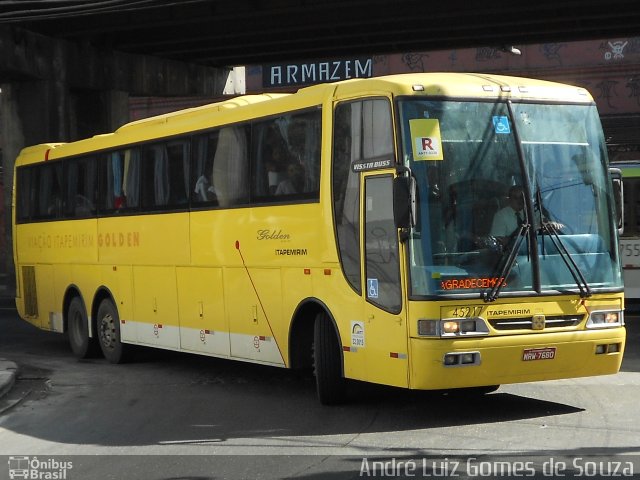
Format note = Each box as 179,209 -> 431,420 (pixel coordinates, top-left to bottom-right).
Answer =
0,25 -> 233,296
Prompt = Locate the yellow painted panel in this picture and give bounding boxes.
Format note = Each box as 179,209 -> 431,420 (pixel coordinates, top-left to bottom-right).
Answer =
190,203 -> 327,268
35,264 -> 55,330
226,267 -> 285,363
132,265 -> 179,349
176,267 -> 226,331
98,214 -> 189,266
15,220 -> 98,264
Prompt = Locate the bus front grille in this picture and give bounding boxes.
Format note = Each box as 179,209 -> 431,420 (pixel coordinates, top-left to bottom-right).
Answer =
489,315 -> 582,330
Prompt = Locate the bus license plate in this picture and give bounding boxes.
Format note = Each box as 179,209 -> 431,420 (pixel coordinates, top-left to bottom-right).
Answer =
522,347 -> 556,361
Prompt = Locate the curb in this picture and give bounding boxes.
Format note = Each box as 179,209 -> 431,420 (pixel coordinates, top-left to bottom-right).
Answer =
0,359 -> 18,400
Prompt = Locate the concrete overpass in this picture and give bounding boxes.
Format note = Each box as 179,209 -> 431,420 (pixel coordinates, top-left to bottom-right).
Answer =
2,0 -> 639,67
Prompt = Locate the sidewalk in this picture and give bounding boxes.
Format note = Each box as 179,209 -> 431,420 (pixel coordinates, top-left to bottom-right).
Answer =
0,295 -> 18,399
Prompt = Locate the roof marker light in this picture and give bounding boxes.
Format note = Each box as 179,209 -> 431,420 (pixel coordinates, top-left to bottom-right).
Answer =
412,84 -> 425,91
482,85 -> 494,92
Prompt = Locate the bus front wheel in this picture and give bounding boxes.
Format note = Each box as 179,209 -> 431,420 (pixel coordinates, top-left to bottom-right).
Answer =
67,296 -> 98,358
313,312 -> 346,405
96,298 -> 131,364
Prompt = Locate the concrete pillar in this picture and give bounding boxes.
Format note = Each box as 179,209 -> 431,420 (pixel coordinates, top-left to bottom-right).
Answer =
0,83 -> 24,297
68,89 -> 128,139
105,90 -> 130,131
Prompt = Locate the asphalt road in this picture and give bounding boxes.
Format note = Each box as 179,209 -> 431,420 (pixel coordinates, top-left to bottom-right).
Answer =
1,304 -> 639,479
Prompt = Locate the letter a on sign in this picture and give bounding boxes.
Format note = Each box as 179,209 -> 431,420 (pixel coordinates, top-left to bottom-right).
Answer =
409,119 -> 443,160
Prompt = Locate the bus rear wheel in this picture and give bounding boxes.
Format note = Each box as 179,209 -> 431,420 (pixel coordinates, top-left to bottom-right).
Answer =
313,312 -> 346,405
96,298 -> 131,364
67,296 -> 99,359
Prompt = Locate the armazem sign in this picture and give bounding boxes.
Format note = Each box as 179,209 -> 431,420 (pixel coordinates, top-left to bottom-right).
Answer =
263,57 -> 373,88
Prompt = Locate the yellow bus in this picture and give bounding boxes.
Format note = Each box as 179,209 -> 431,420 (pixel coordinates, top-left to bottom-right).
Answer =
12,73 -> 626,404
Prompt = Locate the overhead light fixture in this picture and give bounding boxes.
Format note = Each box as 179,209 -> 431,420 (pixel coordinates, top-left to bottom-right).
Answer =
502,45 -> 522,56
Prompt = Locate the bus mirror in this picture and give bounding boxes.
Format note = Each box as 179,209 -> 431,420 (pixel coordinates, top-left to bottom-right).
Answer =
393,175 -> 416,229
610,167 -> 624,234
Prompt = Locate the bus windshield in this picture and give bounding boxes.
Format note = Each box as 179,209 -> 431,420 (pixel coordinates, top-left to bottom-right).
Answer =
398,98 -> 622,298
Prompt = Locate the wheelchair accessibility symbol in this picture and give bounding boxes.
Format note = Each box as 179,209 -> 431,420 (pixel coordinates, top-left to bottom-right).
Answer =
367,278 -> 379,299
492,115 -> 511,134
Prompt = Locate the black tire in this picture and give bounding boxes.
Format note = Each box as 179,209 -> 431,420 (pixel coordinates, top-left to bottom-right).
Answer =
96,298 -> 131,364
313,312 -> 346,405
67,296 -> 99,359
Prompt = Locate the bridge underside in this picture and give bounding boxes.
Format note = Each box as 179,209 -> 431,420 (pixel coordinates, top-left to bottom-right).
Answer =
1,0 -> 638,67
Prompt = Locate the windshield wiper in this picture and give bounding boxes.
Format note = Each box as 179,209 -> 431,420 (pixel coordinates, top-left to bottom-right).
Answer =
534,186 -> 592,298
483,223 -> 530,303
540,221 -> 592,298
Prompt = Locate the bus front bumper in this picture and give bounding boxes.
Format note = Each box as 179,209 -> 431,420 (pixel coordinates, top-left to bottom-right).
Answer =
408,328 -> 626,390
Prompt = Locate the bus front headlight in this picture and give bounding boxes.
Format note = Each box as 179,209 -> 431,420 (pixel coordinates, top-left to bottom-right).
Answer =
418,317 -> 489,337
586,310 -> 624,329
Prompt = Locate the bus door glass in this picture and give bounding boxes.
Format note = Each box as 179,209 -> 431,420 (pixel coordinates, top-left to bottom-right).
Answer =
362,173 -> 408,387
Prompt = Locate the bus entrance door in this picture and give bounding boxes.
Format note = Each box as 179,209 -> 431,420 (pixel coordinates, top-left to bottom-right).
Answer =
361,175 -> 409,388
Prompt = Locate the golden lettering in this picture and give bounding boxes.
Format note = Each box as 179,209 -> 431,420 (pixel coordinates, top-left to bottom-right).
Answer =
98,231 -> 140,248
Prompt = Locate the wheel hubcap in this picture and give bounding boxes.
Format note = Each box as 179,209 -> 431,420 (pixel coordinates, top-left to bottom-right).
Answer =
99,313 -> 116,350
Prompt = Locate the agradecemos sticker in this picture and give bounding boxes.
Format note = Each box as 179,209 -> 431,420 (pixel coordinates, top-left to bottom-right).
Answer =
409,119 -> 443,161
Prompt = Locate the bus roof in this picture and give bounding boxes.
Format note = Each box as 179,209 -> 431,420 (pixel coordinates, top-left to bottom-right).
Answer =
332,72 -> 593,104
15,72 -> 595,166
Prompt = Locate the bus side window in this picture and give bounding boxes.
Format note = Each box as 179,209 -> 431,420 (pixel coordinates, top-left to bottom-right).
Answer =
212,125 -> 250,207
98,149 -> 140,214
251,120 -> 289,199
141,144 -> 166,209
15,167 -> 32,222
284,110 -> 321,198
192,131 -> 220,206
287,109 -> 322,199
64,157 -> 97,218
139,140 -> 190,210
333,101 -> 362,294
34,162 -> 63,220
250,110 -> 321,202
166,140 -> 190,207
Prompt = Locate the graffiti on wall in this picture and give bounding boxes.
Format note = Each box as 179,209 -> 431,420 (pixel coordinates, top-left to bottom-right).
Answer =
245,36 -> 640,115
